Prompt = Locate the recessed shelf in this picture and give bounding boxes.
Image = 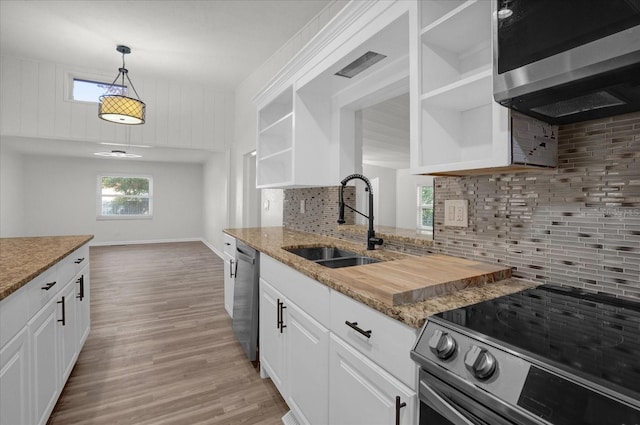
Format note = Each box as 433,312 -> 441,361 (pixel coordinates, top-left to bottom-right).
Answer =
258,147 -> 293,162
421,69 -> 492,111
259,112 -> 293,136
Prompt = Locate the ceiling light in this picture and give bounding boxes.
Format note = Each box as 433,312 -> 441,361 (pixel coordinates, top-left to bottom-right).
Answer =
93,150 -> 142,159
497,0 -> 513,19
98,45 -> 146,125
99,142 -> 151,148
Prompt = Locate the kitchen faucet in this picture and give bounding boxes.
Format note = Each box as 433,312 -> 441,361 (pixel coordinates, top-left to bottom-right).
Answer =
337,173 -> 383,250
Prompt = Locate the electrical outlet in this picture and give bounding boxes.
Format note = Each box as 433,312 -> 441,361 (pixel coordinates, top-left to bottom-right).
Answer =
263,200 -> 270,211
444,200 -> 468,227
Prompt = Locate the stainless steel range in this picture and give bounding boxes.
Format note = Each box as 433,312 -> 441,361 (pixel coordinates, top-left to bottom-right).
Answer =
411,284 -> 640,425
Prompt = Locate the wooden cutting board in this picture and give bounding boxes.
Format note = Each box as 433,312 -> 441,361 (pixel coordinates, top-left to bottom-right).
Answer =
329,254 -> 511,306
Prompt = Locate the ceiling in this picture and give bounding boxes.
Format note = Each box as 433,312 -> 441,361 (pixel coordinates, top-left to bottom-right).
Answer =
0,0 -> 332,90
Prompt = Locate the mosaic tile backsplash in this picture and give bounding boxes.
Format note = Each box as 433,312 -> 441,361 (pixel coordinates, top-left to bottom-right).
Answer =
284,111 -> 640,300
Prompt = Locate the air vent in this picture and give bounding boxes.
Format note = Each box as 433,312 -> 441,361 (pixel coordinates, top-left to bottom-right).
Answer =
335,51 -> 387,79
530,91 -> 625,118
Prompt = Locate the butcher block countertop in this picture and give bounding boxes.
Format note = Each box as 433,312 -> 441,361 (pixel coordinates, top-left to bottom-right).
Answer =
0,235 -> 94,301
224,227 -> 538,328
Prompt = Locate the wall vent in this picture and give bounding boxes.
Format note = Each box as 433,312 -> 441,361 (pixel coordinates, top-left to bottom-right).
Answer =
335,51 -> 387,79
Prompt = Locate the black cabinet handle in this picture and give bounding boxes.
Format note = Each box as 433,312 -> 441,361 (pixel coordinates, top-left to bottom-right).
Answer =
276,298 -> 281,330
395,396 -> 406,425
74,257 -> 85,264
345,321 -> 371,338
76,275 -> 84,301
41,281 -> 57,291
230,260 -> 237,278
277,299 -> 287,333
224,242 -> 231,246
57,296 -> 66,326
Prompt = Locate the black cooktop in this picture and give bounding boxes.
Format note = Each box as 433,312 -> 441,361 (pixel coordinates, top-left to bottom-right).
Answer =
436,284 -> 640,401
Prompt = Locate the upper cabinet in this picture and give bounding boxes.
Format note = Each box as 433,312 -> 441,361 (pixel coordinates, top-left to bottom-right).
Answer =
411,0 -> 557,175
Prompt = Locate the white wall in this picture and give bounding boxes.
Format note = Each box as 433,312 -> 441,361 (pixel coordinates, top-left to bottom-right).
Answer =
362,163 -> 397,227
203,152 -> 229,254
395,168 -> 432,229
20,154 -> 204,244
0,144 -> 25,236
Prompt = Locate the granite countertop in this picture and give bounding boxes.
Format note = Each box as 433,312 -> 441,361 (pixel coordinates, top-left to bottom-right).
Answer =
224,227 -> 538,328
338,224 -> 434,247
0,235 -> 94,301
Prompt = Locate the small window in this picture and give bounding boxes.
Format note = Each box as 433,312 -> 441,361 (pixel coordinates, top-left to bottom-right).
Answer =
73,78 -> 127,103
418,185 -> 434,230
97,175 -> 152,219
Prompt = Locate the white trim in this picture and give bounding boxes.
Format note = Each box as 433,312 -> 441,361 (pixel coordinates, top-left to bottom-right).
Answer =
201,238 -> 224,259
89,237 -> 225,259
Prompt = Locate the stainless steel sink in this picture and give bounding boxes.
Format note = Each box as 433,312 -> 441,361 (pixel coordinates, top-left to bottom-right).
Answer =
284,245 -> 381,268
285,246 -> 359,261
315,256 -> 381,268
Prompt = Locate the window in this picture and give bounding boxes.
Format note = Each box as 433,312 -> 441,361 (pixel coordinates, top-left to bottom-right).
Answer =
97,175 -> 152,219
73,78 -> 127,103
418,185 -> 434,230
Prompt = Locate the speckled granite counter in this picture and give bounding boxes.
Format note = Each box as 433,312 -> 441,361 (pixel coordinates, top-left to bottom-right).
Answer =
224,227 -> 537,328
338,224 -> 433,247
0,235 -> 94,301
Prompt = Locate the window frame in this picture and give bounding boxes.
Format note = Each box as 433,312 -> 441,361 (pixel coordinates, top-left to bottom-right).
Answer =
65,71 -> 128,104
417,184 -> 434,231
96,174 -> 153,220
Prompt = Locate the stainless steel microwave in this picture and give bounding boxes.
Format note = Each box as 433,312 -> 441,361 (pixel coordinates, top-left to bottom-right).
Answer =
493,0 -> 640,124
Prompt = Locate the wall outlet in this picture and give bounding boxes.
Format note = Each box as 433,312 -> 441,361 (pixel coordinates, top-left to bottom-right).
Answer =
300,199 -> 306,214
444,200 -> 468,227
263,200 -> 270,211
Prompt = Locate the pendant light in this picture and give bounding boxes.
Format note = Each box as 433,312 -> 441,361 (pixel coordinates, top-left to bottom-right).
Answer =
98,45 -> 146,125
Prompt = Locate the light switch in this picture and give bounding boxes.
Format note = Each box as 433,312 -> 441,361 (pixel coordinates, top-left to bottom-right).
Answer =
444,200 -> 468,227
263,200 -> 270,211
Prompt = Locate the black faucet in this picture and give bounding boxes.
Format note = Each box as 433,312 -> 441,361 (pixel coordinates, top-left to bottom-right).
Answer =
337,173 -> 383,250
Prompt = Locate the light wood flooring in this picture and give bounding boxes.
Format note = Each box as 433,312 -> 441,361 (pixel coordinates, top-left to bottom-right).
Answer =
48,242 -> 288,425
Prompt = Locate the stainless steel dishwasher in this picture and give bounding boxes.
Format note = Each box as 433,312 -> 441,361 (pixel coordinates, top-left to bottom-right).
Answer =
232,241 -> 259,361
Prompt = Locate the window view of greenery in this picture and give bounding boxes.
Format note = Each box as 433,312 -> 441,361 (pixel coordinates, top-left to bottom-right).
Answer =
100,176 -> 151,217
419,185 -> 434,229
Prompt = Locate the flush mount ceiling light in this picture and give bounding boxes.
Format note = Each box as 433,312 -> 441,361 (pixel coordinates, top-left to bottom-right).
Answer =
93,150 -> 142,159
98,45 -> 146,125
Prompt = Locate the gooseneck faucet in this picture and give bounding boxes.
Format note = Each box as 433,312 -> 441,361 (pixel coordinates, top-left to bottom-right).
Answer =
337,174 -> 383,250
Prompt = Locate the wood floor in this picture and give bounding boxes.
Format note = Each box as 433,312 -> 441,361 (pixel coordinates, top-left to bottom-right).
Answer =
48,242 -> 288,425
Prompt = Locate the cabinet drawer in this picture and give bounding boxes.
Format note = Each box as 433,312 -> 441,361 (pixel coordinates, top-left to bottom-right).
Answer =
223,234 -> 237,256
330,290 -> 418,389
261,254 -> 330,328
58,244 -> 89,285
26,266 -> 59,317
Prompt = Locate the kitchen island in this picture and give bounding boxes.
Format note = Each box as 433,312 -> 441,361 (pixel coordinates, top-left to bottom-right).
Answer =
224,227 -> 536,328
0,235 -> 94,300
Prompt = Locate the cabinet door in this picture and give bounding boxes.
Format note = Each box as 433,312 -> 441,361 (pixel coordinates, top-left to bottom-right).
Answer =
259,279 -> 286,395
286,302 -> 329,425
59,281 -> 78,384
75,272 -> 90,348
329,334 -> 416,425
0,327 -> 30,425
223,252 -> 235,318
30,300 -> 60,425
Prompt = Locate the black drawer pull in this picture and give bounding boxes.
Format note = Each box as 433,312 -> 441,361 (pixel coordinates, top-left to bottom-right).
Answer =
74,257 -> 85,264
345,321 -> 371,338
41,281 -> 57,291
57,296 -> 66,326
395,396 -> 407,425
230,260 -> 237,278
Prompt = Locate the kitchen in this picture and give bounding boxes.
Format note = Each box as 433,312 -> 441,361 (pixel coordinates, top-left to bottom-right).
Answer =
1,1 -> 639,425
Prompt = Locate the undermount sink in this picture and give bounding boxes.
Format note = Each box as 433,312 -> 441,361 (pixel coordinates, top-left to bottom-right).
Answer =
284,245 -> 381,268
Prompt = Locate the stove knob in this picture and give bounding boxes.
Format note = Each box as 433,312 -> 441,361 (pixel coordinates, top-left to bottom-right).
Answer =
464,345 -> 497,380
428,329 -> 457,360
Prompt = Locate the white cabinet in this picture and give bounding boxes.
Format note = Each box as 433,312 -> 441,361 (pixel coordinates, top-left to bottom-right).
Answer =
0,243 -> 90,425
223,234 -> 237,318
329,334 -> 416,425
29,297 -> 60,425
259,255 -> 330,425
259,254 -> 417,425
0,327 -> 30,425
411,0 -> 557,175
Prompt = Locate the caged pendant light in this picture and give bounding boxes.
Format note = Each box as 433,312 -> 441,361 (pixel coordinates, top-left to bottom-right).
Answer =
99,45 -> 146,125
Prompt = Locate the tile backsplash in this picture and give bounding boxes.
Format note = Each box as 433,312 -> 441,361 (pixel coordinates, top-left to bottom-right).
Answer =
284,111 -> 640,300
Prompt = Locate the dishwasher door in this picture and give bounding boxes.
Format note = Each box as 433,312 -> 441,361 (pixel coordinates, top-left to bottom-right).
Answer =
232,241 -> 260,361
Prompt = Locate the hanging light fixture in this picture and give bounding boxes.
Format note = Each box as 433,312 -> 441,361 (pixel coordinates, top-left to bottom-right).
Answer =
99,45 -> 146,125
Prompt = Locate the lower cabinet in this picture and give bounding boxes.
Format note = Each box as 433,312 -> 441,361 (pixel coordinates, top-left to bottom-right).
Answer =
260,278 -> 330,425
0,327 -> 30,425
259,254 -> 418,425
329,334 -> 416,425
0,244 -> 90,425
223,234 -> 237,318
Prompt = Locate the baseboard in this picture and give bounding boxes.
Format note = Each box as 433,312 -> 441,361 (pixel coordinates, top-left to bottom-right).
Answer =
201,238 -> 223,258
